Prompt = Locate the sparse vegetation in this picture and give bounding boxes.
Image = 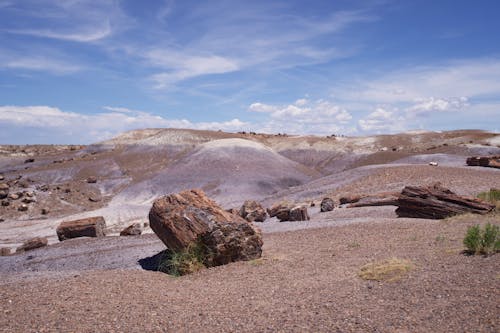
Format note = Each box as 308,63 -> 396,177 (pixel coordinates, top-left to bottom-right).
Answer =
477,188 -> 500,208
358,258 -> 413,282
158,241 -> 210,276
463,223 -> 500,255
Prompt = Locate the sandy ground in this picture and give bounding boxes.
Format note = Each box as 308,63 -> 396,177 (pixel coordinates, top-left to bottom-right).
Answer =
1,213 -> 498,332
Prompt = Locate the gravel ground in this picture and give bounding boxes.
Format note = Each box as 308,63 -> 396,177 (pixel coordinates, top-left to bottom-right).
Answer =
1,213 -> 499,332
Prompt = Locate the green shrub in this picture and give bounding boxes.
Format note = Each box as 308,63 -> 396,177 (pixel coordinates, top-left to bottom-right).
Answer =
158,241 -> 210,276
463,223 -> 500,255
477,188 -> 500,208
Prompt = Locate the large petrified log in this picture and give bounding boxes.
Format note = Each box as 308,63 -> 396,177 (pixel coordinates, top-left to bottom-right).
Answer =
396,184 -> 495,219
149,189 -> 262,266
16,237 -> 48,252
466,156 -> 500,169
239,200 -> 267,222
56,216 -> 106,241
267,202 -> 310,222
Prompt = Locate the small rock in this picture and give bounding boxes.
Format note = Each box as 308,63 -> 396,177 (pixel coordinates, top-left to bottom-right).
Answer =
88,194 -> 102,202
0,175 -> 4,181
24,158 -> 35,163
320,197 -> 335,212
0,191 -> 7,200
64,188 -> 71,193
8,193 -> 19,200
41,208 -> 49,215
0,248 -> 10,256
16,237 -> 48,252
0,183 -> 9,191
86,176 -> 97,184
22,197 -> 35,204
25,191 -> 34,197
18,204 -> 28,211
429,161 -> 438,166
120,223 -> 142,236
1,200 -> 10,207
38,184 -> 49,192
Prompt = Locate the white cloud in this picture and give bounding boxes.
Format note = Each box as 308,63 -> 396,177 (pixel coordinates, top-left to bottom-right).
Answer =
148,51 -> 240,88
407,96 -> 469,115
1,57 -> 81,74
247,99 -> 353,135
0,105 -> 248,144
358,107 -> 405,132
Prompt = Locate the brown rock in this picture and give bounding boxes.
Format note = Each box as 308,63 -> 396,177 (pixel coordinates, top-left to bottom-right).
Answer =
0,175 -> 4,181
120,223 -> 142,236
0,191 -> 7,200
396,183 -> 495,219
0,183 -> 9,191
148,189 -> 262,266
288,206 -> 310,221
0,247 -> 10,256
320,197 -> 335,212
239,200 -> 267,222
339,195 -> 362,205
466,156 -> 500,169
24,158 -> 35,163
2,200 -> 9,206
347,192 -> 399,208
86,176 -> 98,183
267,202 -> 289,218
8,193 -> 19,200
56,216 -> 106,241
41,208 -> 49,215
16,237 -> 48,252
22,197 -> 36,204
18,204 -> 28,211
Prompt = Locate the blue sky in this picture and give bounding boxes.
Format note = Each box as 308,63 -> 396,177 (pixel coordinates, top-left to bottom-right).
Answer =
0,0 -> 499,144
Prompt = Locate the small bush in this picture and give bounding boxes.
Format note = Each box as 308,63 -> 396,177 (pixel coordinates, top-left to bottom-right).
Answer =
463,223 -> 500,255
477,188 -> 500,209
358,258 -> 413,282
158,241 -> 209,276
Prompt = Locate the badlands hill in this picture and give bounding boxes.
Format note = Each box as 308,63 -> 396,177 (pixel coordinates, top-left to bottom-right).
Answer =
0,128 -> 499,247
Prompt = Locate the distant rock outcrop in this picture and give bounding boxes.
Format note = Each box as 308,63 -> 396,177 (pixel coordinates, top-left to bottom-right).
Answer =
396,184 -> 495,219
148,189 -> 262,266
320,197 -> 335,212
56,216 -> 107,241
239,200 -> 267,222
466,156 -> 500,169
16,237 -> 48,252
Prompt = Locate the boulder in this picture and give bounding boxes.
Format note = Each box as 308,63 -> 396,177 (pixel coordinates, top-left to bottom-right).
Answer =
288,206 -> 310,221
267,202 -> 289,218
148,189 -> 262,266
239,200 -> 267,222
0,247 -> 10,256
56,216 -> 106,241
396,183 -> 495,219
320,197 -> 335,212
120,223 -> 142,236
16,237 -> 48,252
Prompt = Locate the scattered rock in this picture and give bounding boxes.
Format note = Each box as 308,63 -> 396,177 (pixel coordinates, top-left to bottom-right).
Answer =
149,189 -> 262,266
466,156 -> 500,169
1,200 -> 10,207
347,192 -> 399,208
18,204 -> 28,211
320,197 -> 335,212
288,205 -> 310,221
24,158 -> 35,163
267,202 -> 289,218
16,237 -> 48,252
64,188 -> 71,193
37,184 -> 49,192
120,223 -> 142,236
41,208 -> 49,215
88,194 -> 102,202
0,247 -> 10,256
86,176 -> 98,183
0,175 -> 4,181
56,216 -> 107,241
339,196 -> 362,205
396,183 -> 495,219
22,197 -> 36,204
429,161 -> 438,166
239,200 -> 267,222
310,201 -> 315,207
0,191 -> 7,199
8,193 -> 19,200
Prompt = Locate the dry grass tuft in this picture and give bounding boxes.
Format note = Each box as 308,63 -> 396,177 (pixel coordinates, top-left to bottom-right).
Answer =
358,258 -> 413,282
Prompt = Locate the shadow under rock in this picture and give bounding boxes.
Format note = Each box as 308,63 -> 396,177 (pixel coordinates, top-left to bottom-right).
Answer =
138,249 -> 170,271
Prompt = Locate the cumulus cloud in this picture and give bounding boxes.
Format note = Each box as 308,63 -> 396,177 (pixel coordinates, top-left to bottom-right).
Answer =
358,108 -> 405,132
0,105 -> 248,144
247,99 -> 353,135
407,96 -> 469,115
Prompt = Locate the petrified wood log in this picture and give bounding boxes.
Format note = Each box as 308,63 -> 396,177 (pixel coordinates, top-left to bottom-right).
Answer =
396,184 -> 495,219
466,156 -> 500,169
